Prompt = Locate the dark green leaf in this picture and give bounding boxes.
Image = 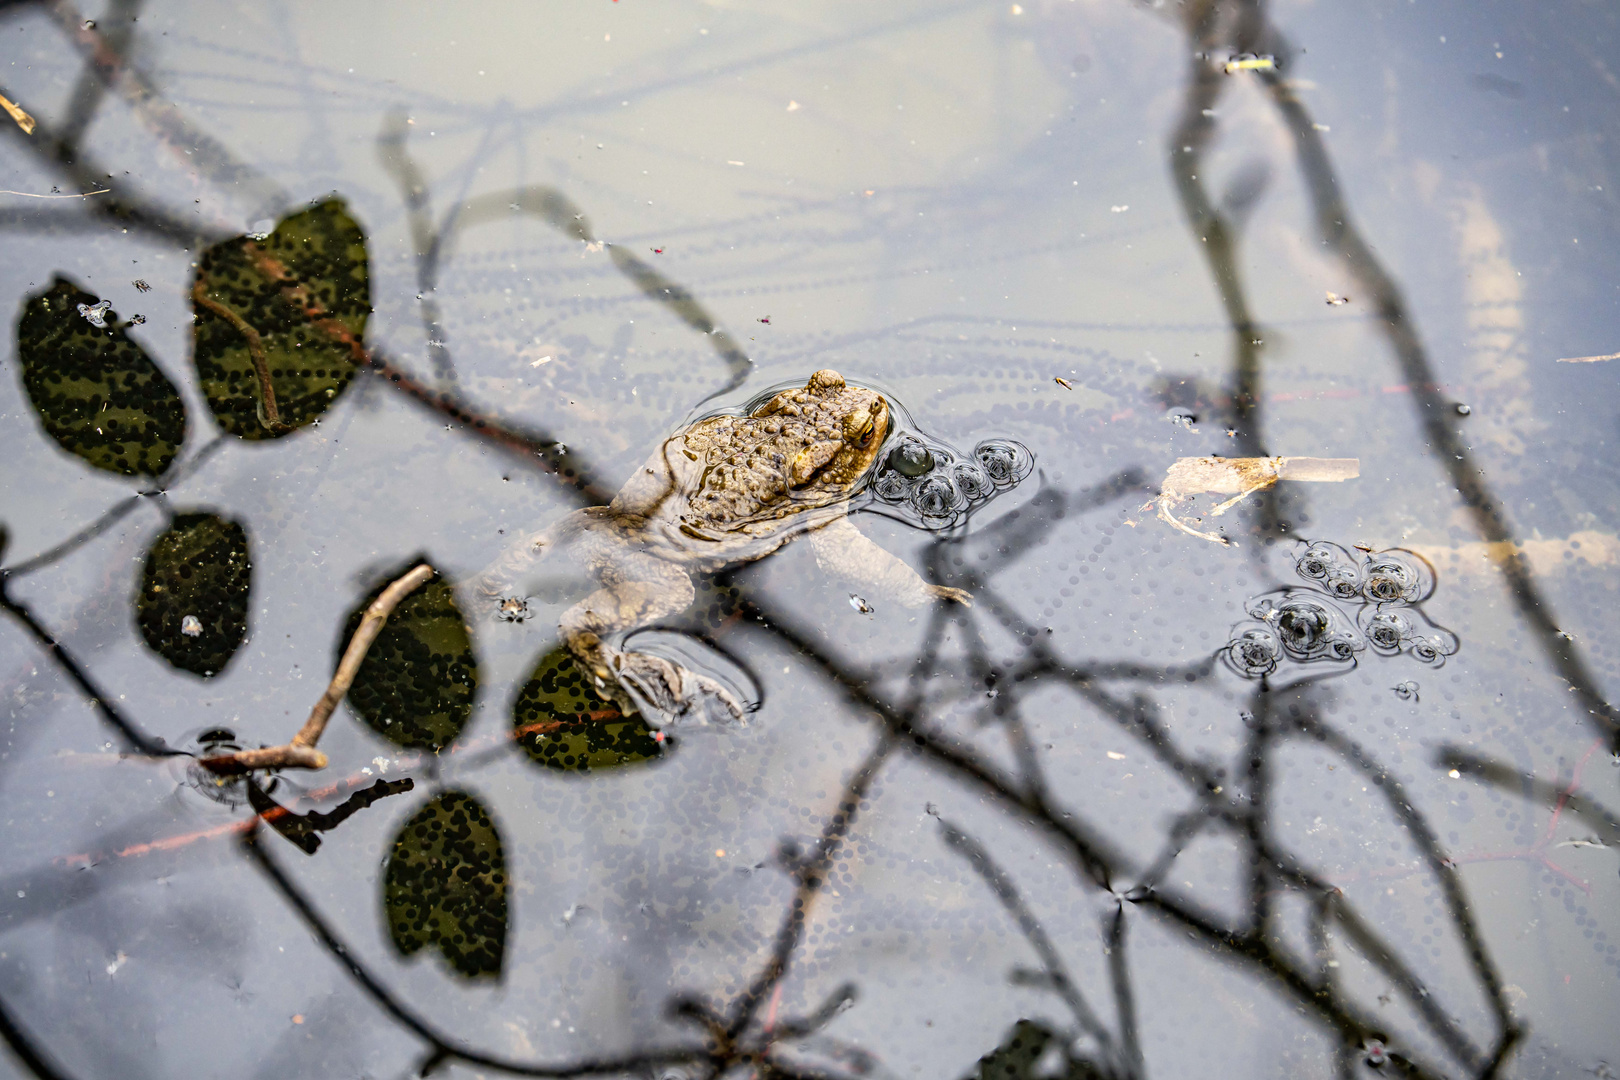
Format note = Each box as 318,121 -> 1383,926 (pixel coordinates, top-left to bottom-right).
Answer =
135,512 -> 251,677
342,559 -> 476,752
961,1020 -> 1106,1080
16,276 -> 186,477
192,196 -> 370,439
384,789 -> 507,980
512,645 -> 669,773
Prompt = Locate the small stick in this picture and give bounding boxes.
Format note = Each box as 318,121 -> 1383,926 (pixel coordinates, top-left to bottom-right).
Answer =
201,563 -> 435,774
191,280 -> 286,431
0,188 -> 110,199
0,90 -> 35,134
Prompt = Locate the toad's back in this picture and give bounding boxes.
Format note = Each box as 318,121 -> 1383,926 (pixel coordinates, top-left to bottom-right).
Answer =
609,369 -> 891,551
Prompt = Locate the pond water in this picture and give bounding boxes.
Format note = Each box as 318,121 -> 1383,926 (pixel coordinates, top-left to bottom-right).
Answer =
1,1 -> 1618,1077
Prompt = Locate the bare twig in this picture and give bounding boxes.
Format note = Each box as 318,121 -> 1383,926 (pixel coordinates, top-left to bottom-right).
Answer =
200,563 -> 434,774
0,187 -> 108,198
0,89 -> 35,135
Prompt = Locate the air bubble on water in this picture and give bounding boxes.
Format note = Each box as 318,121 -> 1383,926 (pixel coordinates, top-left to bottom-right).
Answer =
888,438 -> 934,478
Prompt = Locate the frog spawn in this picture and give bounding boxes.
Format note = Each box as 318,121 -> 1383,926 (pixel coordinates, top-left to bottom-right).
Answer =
1222,541 -> 1458,681
867,436 -> 1033,528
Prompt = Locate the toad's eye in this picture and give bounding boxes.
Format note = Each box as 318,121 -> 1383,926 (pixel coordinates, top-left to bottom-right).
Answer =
856,423 -> 875,447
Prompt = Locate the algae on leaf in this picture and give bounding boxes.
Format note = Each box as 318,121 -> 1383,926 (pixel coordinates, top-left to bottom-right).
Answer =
511,645 -> 667,773
384,789 -> 507,980
16,276 -> 186,477
340,559 -> 477,752
135,512 -> 252,677
192,196 -> 370,438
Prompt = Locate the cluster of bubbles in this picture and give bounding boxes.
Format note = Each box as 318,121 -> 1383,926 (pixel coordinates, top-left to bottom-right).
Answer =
1224,541 -> 1458,680
868,435 -> 1034,527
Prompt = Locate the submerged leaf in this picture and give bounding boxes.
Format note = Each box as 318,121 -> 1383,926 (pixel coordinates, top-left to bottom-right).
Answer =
384,789 -> 507,979
192,196 -> 370,438
16,276 -> 186,477
135,512 -> 251,677
511,646 -> 667,773
342,559 -> 476,751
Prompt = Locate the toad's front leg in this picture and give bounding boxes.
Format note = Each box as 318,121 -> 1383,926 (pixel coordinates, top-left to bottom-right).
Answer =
559,561 -> 745,726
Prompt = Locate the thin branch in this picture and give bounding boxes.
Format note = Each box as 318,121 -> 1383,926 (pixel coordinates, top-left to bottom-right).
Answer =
191,280 -> 285,431
242,828 -> 710,1078
938,819 -> 1121,1066
0,579 -> 177,757
200,563 -> 434,774
0,992 -> 78,1080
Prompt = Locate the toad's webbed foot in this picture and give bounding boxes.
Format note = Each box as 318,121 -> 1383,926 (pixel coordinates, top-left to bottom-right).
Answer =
571,631 -> 747,728
612,648 -> 748,728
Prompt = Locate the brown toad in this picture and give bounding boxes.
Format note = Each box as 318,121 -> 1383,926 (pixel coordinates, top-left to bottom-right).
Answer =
477,369 -> 970,724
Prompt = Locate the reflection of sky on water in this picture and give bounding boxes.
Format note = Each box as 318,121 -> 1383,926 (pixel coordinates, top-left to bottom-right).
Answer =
1,0 -> 1618,1077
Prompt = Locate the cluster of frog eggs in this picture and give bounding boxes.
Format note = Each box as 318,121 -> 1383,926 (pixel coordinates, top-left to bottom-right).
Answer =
869,436 -> 1033,525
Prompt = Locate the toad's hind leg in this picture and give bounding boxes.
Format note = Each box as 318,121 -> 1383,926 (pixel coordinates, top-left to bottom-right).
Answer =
560,560 -> 745,726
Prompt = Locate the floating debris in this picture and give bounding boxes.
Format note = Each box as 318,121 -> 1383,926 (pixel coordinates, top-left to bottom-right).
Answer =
128,314 -> 146,325
787,100 -> 801,111
1166,411 -> 1199,432
651,247 -> 664,254
1224,54 -> 1276,73
1110,204 -> 1129,213
1,186 -> 109,199
1156,456 -> 1360,544
0,89 -> 35,134
76,299 -> 112,328
1325,291 -> 1350,305
1556,351 -> 1619,363
1454,403 -> 1471,416
496,597 -> 534,624
529,355 -> 554,367
849,594 -> 873,614
133,279 -> 152,292
1223,543 -> 1457,681
757,316 -> 771,324
180,615 -> 203,637
1053,376 -> 1074,390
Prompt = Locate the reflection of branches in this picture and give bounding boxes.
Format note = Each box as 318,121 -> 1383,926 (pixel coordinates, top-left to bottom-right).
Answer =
0,997 -> 76,1080
0,7 -> 1588,1079
1193,7 -> 1620,748
940,820 -> 1126,1075
244,827 -> 710,1079
1,434 -> 226,578
0,576 -> 177,757
1439,743 -> 1620,851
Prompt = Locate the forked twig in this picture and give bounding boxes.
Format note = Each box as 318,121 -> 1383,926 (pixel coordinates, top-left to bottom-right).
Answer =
200,563 -> 434,774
